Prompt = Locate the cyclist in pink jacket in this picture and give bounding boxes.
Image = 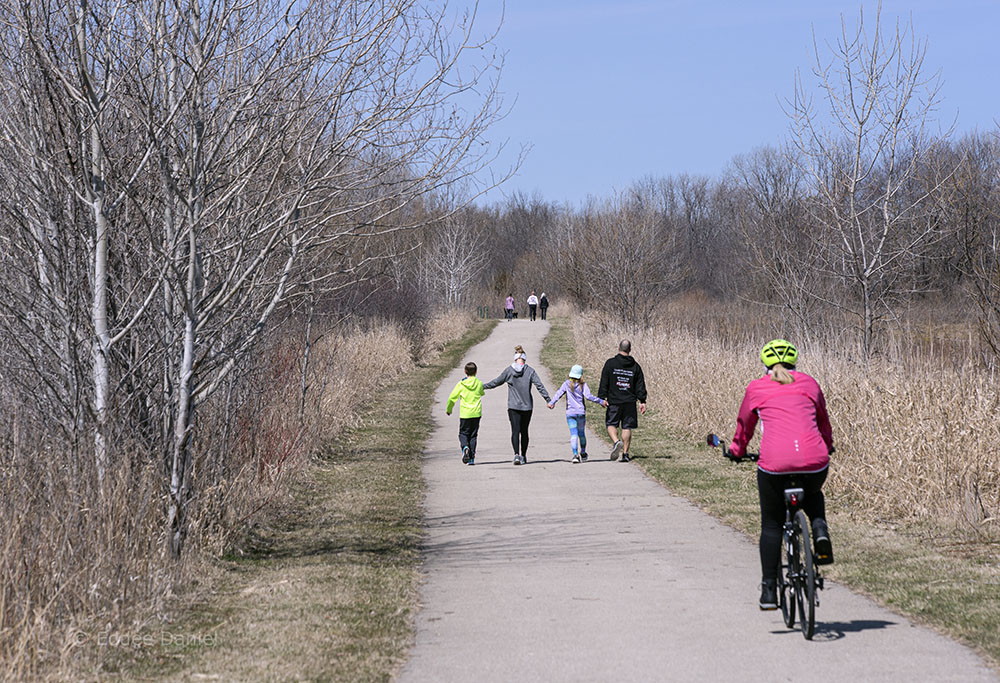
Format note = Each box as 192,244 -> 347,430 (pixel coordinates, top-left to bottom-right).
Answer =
728,339 -> 834,611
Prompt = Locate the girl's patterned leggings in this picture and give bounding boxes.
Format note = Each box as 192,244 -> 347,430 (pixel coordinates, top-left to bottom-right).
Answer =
567,414 -> 587,456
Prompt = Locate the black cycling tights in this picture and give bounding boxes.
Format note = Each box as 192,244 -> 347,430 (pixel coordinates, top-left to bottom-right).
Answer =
508,408 -> 532,457
757,467 -> 828,581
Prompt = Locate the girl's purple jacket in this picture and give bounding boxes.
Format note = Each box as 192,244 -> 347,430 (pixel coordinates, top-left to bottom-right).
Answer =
549,380 -> 602,416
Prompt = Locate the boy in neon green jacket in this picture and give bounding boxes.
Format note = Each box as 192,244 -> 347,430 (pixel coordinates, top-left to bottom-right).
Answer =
446,362 -> 485,465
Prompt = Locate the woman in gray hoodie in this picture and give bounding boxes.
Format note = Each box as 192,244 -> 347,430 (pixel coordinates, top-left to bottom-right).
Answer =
483,345 -> 551,465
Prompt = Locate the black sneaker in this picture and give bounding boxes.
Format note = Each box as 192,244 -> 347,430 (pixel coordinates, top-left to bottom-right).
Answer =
759,580 -> 778,610
521,454 -> 528,464
813,519 -> 834,565
620,452 -> 631,463
580,452 -> 588,462
571,454 -> 581,463
468,456 -> 475,466
462,446 -> 471,464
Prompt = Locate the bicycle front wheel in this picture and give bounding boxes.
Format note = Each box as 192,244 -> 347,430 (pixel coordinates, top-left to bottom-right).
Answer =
794,510 -> 816,639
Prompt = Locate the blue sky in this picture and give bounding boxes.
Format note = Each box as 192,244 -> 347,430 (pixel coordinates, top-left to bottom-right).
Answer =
474,1 -> 1000,206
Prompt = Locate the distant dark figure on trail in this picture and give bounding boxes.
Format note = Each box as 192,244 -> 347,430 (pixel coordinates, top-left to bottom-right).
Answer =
539,292 -> 549,320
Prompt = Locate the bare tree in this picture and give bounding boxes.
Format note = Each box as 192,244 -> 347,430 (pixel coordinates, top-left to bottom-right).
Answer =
0,1 -> 164,488
420,210 -> 490,306
951,133 -> 1000,358
725,145 -> 827,338
788,4 -> 954,356
0,0 -> 508,556
562,191 -> 687,329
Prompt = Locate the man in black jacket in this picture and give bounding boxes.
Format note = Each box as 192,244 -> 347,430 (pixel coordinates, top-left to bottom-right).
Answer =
597,339 -> 647,462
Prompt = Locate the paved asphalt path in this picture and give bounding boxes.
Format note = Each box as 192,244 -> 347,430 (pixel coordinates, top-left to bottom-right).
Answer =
399,319 -> 996,682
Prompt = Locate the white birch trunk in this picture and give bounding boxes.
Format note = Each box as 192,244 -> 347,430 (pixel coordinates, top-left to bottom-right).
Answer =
74,0 -> 112,487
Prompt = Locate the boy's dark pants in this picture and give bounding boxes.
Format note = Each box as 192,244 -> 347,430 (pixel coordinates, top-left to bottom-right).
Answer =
459,417 -> 481,457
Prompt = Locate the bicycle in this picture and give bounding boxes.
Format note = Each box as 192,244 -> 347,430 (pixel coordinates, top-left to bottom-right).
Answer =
706,433 -> 824,640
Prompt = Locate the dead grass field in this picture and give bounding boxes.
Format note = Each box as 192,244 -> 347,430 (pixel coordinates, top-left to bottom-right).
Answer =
3,311 -> 487,681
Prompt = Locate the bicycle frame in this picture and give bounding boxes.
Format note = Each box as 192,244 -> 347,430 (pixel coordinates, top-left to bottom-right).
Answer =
778,486 -> 823,639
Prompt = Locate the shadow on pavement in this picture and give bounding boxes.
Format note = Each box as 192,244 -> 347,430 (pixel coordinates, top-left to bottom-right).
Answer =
459,459 -> 572,466
419,508 -> 670,568
464,459 -> 633,466
439,454 -> 629,466
792,619 -> 897,642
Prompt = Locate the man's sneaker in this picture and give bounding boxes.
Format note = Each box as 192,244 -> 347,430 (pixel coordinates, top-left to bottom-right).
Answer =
620,452 -> 631,463
610,440 -> 624,461
513,454 -> 523,466
759,580 -> 778,610
461,446 -> 471,464
571,454 -> 581,463
580,452 -> 588,462
467,456 -> 475,466
813,519 -> 834,565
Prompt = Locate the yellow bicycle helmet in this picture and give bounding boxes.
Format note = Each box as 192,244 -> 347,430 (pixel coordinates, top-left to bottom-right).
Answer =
760,339 -> 798,368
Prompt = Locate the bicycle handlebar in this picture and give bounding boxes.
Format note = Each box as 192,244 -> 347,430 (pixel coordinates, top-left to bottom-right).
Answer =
705,433 -> 759,462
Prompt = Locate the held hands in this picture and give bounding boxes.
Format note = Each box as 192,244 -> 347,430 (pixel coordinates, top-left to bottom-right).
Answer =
547,403 -> 554,410
602,400 -> 609,407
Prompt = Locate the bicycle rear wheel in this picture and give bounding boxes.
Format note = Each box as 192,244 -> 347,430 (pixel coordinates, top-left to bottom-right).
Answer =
780,531 -> 796,628
794,510 -> 816,639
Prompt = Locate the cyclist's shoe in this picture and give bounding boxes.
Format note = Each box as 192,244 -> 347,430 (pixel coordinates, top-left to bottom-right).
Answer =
610,440 -> 624,461
813,518 -> 834,565
462,446 -> 471,464
759,580 -> 779,610
513,454 -> 523,466
580,452 -> 589,462
620,452 -> 631,463
571,454 -> 581,463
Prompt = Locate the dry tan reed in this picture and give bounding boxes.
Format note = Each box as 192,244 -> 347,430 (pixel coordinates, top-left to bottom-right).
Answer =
0,310 -> 471,680
418,309 -> 477,360
306,322 -> 417,443
570,304 -> 1000,536
0,456 -> 165,681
